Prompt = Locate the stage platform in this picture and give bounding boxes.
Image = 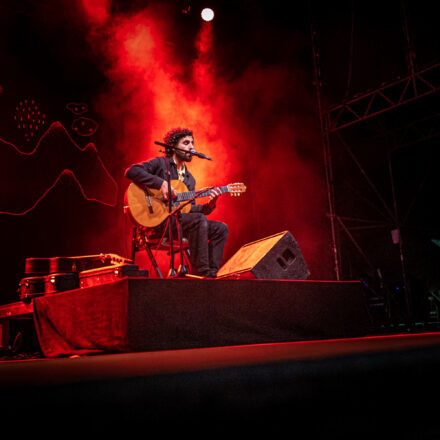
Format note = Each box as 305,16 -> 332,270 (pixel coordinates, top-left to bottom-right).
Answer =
2,277 -> 372,357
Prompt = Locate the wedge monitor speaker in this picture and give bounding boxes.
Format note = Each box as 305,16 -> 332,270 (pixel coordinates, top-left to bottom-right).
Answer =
217,231 -> 310,280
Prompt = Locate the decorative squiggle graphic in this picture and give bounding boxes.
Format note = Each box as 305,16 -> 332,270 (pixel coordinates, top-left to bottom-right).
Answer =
0,121 -> 118,215
72,116 -> 99,136
66,102 -> 88,115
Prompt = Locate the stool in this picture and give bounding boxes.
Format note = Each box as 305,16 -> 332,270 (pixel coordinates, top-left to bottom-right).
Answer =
130,226 -> 191,278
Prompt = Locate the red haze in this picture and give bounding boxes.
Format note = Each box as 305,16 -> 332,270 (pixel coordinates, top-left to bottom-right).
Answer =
81,1 -> 333,279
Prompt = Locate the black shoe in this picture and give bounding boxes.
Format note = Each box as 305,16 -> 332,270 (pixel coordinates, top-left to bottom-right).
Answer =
195,270 -> 216,279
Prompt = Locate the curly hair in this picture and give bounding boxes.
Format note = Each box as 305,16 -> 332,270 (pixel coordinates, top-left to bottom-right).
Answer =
163,127 -> 193,146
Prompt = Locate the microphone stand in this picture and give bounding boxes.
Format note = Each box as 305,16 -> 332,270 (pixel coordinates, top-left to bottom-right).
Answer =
155,140 -> 212,278
163,144 -> 177,277
167,188 -> 212,277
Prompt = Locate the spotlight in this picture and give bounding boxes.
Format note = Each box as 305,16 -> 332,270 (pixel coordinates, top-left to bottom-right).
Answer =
201,8 -> 214,21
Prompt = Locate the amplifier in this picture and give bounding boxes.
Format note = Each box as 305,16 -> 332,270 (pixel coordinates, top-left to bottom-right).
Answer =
79,264 -> 146,289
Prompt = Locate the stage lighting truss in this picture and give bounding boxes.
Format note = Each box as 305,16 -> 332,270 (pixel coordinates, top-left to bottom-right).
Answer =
312,21 -> 440,327
324,63 -> 440,134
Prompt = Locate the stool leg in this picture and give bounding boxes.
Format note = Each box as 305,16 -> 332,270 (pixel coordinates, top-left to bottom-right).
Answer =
137,230 -> 163,279
144,241 -> 163,279
184,249 -> 191,273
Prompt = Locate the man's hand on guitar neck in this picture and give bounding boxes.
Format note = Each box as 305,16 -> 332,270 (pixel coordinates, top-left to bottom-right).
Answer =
161,180 -> 178,200
207,187 -> 222,208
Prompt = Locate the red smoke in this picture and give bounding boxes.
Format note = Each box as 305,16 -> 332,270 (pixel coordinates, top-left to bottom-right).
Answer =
81,0 -> 110,24
80,1 -> 333,279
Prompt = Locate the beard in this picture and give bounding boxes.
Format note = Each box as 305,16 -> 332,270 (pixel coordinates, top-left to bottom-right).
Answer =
176,149 -> 192,162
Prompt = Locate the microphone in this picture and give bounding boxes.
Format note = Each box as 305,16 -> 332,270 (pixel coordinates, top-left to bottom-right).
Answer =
154,141 -> 212,160
190,149 -> 212,161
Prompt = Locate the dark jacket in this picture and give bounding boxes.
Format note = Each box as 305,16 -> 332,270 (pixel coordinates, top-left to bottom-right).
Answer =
125,156 -> 214,215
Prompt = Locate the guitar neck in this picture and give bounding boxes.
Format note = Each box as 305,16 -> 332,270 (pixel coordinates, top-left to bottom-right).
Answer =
177,186 -> 229,202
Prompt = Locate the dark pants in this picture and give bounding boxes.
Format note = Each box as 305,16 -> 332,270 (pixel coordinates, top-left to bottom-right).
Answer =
180,212 -> 228,277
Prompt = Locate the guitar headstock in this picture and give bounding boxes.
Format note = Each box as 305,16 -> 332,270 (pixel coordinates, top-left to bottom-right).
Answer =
227,182 -> 247,197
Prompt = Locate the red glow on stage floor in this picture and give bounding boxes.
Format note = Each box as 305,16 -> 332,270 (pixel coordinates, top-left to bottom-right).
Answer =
2,331 -> 440,388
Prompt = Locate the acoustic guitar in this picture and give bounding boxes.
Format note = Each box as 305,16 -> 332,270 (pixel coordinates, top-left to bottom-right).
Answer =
124,180 -> 246,228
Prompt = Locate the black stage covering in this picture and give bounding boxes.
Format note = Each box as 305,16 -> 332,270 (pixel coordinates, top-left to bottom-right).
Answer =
32,278 -> 371,357
2,338 -> 440,437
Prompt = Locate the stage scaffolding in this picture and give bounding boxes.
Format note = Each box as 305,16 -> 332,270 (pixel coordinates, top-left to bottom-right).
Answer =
311,16 -> 440,327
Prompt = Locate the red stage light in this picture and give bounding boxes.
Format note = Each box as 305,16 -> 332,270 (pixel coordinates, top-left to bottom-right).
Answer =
201,8 -> 214,22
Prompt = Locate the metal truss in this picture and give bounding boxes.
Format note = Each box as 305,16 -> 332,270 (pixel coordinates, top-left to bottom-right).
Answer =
309,0 -> 440,326
320,62 -> 440,325
314,47 -> 440,323
324,62 -> 440,134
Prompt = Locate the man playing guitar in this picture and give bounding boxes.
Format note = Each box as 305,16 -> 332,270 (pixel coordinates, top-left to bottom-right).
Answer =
125,127 -> 228,278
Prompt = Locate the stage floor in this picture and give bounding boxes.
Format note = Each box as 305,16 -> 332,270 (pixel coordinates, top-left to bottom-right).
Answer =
2,331 -> 440,437
2,331 -> 440,386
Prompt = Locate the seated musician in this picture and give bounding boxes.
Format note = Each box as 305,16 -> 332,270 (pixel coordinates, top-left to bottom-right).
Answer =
125,127 -> 228,278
